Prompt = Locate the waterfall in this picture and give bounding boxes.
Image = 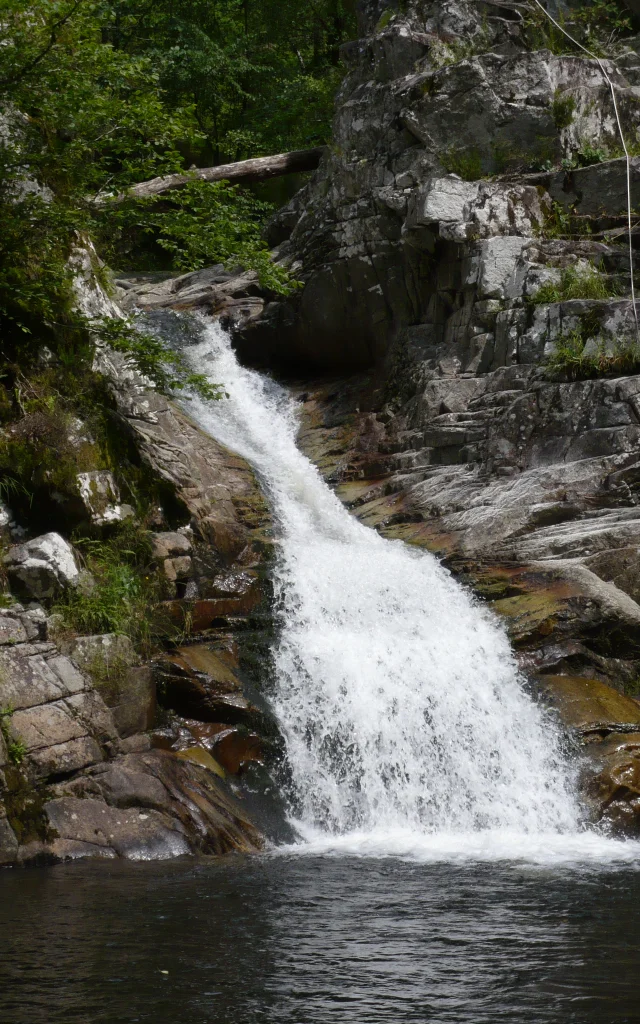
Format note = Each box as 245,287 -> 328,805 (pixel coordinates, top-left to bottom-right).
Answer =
181,319 -> 640,864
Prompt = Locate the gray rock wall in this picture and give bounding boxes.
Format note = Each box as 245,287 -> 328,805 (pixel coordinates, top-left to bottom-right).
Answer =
242,1 -> 640,371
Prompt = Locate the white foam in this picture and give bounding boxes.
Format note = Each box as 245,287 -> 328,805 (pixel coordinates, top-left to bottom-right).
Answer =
183,319 -> 640,866
277,825 -> 640,868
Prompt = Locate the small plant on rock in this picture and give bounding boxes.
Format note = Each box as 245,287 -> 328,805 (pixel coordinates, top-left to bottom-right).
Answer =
7,738 -> 26,766
532,264 -> 615,304
0,705 -> 26,765
552,90 -> 576,131
546,327 -> 640,380
441,147 -> 483,181
55,520 -> 167,656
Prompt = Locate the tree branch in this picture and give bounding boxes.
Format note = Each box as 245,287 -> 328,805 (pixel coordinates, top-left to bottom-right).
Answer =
91,147 -> 326,206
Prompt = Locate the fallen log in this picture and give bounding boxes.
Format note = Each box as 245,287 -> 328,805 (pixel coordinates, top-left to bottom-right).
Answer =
93,147 -> 326,205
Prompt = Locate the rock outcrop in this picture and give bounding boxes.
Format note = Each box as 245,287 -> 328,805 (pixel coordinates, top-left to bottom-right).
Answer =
0,599 -> 263,864
232,2 -> 640,373
0,258 -> 277,867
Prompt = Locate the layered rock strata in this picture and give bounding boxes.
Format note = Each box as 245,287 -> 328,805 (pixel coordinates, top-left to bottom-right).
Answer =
0,606 -> 262,865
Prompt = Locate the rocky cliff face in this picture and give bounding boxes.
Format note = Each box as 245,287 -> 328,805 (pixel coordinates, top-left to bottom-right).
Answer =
239,0 -> 640,370
231,0 -> 640,831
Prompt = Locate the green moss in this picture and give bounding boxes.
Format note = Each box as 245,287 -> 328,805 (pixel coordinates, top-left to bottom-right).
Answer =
623,675 -> 640,698
429,25 -> 492,69
375,8 -> 396,31
83,651 -> 132,705
0,356 -> 191,534
552,90 -> 576,131
2,767 -> 54,846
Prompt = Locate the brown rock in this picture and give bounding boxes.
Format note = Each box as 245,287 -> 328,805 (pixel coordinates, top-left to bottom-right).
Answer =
163,555 -> 192,582
160,644 -> 242,694
537,675 -> 640,735
162,592 -> 260,632
175,746 -> 226,778
151,531 -> 192,560
211,728 -> 263,775
199,517 -> 248,562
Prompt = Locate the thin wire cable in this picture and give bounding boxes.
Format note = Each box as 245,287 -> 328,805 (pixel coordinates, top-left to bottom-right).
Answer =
530,0 -> 639,341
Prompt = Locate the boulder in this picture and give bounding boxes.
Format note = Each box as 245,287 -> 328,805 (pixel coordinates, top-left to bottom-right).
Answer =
163,556 -> 192,582
44,796 -> 191,861
210,727 -> 263,775
150,531 -> 192,560
44,748 -> 263,859
70,634 -> 156,738
4,533 -> 80,601
0,641 -> 118,783
76,470 -> 134,526
0,615 -> 27,646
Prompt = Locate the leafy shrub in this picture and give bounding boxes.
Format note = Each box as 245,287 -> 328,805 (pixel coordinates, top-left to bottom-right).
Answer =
524,0 -> 633,56
93,316 -> 225,401
104,180 -> 296,295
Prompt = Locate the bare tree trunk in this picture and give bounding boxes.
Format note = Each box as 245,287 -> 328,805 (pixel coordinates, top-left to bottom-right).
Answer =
93,147 -> 325,206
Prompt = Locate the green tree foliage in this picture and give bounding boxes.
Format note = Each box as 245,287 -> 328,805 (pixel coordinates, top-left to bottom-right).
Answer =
0,0 -> 356,391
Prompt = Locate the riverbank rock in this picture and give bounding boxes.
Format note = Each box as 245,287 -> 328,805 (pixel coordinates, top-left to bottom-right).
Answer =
0,623 -> 264,865
42,748 -> 261,860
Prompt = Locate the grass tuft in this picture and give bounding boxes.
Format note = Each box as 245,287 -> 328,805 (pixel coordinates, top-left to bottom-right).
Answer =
532,264 -> 615,305
55,520 -> 166,656
546,328 -> 640,380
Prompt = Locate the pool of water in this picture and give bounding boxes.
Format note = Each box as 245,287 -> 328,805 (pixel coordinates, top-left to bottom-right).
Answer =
2,854 -> 640,1024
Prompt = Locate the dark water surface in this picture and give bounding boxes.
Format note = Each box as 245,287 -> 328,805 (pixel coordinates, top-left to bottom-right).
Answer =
1,855 -> 640,1024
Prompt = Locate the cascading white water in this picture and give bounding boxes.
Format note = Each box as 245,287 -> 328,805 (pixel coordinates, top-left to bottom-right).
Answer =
183,319 -> 640,864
